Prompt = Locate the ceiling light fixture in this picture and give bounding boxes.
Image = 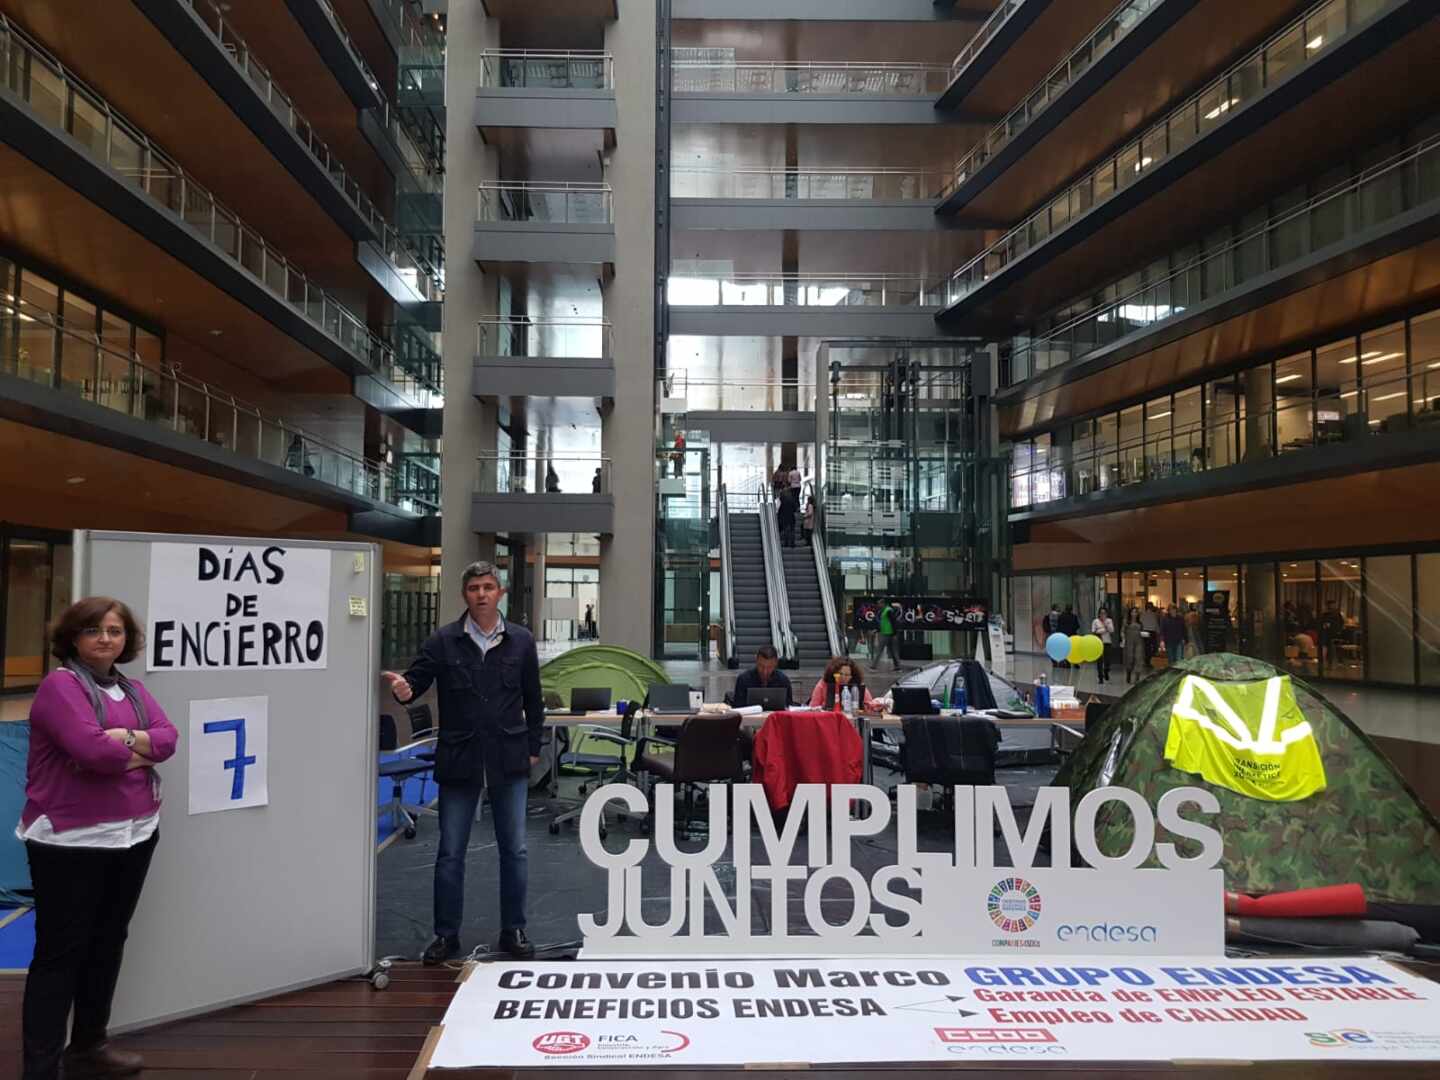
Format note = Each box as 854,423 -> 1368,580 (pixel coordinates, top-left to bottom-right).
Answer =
1275,373 -> 1304,383
66,476 -> 86,485
1307,34 -> 1324,50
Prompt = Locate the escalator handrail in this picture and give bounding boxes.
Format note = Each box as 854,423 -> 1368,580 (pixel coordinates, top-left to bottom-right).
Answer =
811,510 -> 844,658
755,483 -> 797,662
718,483 -> 737,665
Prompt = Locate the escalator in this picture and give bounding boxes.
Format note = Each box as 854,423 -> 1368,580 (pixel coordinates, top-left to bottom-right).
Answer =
727,510 -> 774,663
780,542 -> 833,667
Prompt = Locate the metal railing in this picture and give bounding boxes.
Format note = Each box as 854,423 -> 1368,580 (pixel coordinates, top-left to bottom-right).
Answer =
1007,127 -> 1440,384
718,483 -> 738,667
942,0 -> 1165,198
667,273 -> 943,307
753,483 -> 798,662
812,510 -> 844,659
475,452 -> 612,495
480,50 -> 614,90
945,0 -> 1390,307
0,16 -> 441,398
0,294 -> 426,510
659,372 -> 813,412
673,60 -> 950,96
671,167 -> 947,201
477,317 -> 611,358
1009,366 -> 1440,510
949,0 -> 1032,84
394,451 -> 441,514
477,182 -> 614,224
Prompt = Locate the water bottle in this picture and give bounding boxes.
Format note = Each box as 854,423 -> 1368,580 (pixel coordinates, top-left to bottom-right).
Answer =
842,686 -> 856,714
951,682 -> 968,713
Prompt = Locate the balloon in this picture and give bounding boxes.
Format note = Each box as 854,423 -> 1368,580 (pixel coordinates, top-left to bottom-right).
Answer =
1067,635 -> 1085,663
1045,632 -> 1070,663
1083,634 -> 1105,663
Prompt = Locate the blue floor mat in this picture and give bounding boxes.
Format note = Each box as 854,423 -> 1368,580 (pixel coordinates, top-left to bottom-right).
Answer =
376,751 -> 437,846
0,907 -> 34,970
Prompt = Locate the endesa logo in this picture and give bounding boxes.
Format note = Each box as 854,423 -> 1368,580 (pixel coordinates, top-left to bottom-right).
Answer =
1307,1029 -> 1375,1049
532,1031 -> 590,1055
1056,921 -> 1158,944
936,1027 -> 1057,1045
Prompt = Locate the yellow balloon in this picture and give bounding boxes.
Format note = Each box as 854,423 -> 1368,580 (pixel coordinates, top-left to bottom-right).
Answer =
1067,635 -> 1085,663
1084,634 -> 1104,662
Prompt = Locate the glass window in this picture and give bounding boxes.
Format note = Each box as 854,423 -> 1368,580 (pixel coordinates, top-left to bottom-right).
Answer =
15,270 -> 58,386
1071,419 -> 1095,496
47,542 -> 71,677
1204,377 -> 1240,469
1118,405 -> 1143,484
1318,558 -> 1363,681
1148,569 -> 1174,611
1274,351 -> 1313,452
1419,553 -> 1440,688
3,539 -> 53,690
1365,555 -> 1414,685
1360,321 -> 1408,432
58,291 -> 97,397
1144,395 -> 1174,480
1027,574 -> 1051,652
1279,561 -> 1320,677
1203,565 -> 1240,655
1315,337 -> 1357,440
1172,386 -> 1203,474
1095,412 -> 1118,490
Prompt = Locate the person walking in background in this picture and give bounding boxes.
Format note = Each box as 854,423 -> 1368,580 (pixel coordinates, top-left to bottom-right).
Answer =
1057,604 -> 1080,668
777,486 -> 799,547
788,463 -> 802,497
875,598 -> 902,671
1162,603 -> 1186,667
1140,602 -> 1161,664
20,597 -> 179,1080
1185,602 -> 1203,657
383,560 -> 544,966
772,464 -> 788,499
801,496 -> 815,545
1091,606 -> 1115,684
591,467 -> 602,494
1043,604 -> 1061,668
670,431 -> 686,478
544,462 -> 561,493
1123,608 -> 1146,684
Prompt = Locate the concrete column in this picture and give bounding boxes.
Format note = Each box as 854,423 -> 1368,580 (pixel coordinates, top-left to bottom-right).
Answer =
530,540 -> 547,639
599,0 -> 658,655
440,1 -> 500,605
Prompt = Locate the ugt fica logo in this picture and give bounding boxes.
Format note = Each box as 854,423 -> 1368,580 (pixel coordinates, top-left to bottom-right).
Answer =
533,1031 -> 590,1055
987,876 -> 1042,933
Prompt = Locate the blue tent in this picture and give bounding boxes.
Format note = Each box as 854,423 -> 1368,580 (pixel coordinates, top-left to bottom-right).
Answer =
0,722 -> 31,907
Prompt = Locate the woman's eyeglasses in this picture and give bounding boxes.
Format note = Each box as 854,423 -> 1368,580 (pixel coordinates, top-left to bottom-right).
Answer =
80,626 -> 126,640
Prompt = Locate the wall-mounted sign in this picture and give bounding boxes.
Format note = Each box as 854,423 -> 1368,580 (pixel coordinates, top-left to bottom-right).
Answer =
188,695 -> 268,815
147,543 -> 331,671
854,597 -> 989,632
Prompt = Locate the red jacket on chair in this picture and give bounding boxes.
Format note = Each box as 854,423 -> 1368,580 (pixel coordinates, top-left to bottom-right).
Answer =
751,710 -> 863,811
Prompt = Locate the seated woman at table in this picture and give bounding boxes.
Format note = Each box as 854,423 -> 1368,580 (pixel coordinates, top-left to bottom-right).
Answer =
807,657 -> 881,713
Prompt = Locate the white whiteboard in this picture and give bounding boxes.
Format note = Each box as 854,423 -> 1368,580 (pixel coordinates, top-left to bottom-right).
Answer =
74,531 -> 379,1031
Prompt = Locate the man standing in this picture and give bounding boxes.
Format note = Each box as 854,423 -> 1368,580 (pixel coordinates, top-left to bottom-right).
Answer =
382,561 -> 544,965
876,598 -> 902,671
732,644 -> 794,707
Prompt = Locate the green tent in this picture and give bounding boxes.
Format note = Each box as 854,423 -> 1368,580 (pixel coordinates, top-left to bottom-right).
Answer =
1055,653 -> 1440,903
539,646 -> 670,772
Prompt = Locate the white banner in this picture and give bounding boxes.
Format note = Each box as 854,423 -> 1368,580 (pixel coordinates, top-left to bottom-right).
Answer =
188,696 -> 268,815
147,542 -> 331,671
430,956 -> 1440,1068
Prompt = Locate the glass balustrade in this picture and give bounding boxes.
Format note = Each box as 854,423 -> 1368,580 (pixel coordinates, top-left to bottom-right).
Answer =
945,0 -> 1390,307
673,60 -> 949,96
1005,127 -> 1440,384
671,168 -> 945,201
477,318 -> 611,359
0,17 -> 442,398
942,0 -> 1166,199
0,295 -> 431,511
949,0 -> 1031,84
476,453 -> 612,495
480,50 -> 613,90
659,373 -> 813,411
667,274 -> 941,307
477,183 -> 613,224
394,451 -> 442,514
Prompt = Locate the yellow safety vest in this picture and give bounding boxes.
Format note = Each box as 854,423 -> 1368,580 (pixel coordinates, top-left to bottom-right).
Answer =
1163,674 -> 1326,801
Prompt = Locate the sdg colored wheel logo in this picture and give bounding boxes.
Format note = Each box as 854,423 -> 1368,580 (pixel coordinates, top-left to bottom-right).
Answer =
988,876 -> 1043,933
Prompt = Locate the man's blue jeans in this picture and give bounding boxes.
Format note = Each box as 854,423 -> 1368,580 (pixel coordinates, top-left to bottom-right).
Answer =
434,776 -> 529,940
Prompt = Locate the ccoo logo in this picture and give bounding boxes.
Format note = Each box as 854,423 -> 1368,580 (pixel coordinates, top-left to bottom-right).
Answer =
533,1031 -> 590,1055
987,876 -> 1042,933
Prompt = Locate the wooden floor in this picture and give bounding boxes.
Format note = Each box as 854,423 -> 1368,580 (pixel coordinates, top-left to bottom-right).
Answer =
4,966 -> 1439,1079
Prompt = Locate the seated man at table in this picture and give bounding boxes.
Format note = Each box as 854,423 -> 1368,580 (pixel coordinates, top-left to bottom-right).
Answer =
808,656 -> 882,714
731,644 -> 794,708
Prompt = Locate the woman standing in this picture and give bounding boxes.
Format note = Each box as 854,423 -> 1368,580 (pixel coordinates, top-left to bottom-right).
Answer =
1091,607 -> 1115,685
807,657 -> 880,713
19,597 -> 178,1080
1122,609 -> 1146,684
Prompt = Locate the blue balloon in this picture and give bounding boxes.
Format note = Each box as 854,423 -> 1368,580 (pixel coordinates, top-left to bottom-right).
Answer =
1045,632 -> 1071,663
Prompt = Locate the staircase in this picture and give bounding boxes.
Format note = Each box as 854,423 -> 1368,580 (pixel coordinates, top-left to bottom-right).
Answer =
728,513 -> 773,659
781,541 -> 832,667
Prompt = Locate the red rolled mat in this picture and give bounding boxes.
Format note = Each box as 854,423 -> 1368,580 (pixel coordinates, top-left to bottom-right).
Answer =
1224,883 -> 1366,918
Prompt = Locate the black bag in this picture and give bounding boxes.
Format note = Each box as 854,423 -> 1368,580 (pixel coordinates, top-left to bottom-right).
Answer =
900,715 -> 1001,786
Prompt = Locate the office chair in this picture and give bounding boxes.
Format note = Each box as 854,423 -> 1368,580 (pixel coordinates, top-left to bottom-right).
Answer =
634,711 -> 745,840
378,712 -> 439,840
898,714 -> 1001,810
549,702 -> 642,839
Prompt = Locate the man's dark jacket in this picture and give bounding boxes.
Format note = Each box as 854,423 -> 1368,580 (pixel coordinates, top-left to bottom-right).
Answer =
401,615 -> 544,787
732,666 -> 794,707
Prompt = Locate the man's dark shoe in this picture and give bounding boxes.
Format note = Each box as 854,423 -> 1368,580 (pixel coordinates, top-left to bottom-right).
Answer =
498,928 -> 535,959
62,1041 -> 143,1077
422,934 -> 461,966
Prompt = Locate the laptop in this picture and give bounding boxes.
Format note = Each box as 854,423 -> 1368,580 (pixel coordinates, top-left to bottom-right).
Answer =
747,686 -> 788,711
646,682 -> 694,715
892,686 -> 939,716
569,687 -> 612,713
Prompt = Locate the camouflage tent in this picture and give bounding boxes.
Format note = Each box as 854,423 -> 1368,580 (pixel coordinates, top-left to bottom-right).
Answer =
1055,653 -> 1440,903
